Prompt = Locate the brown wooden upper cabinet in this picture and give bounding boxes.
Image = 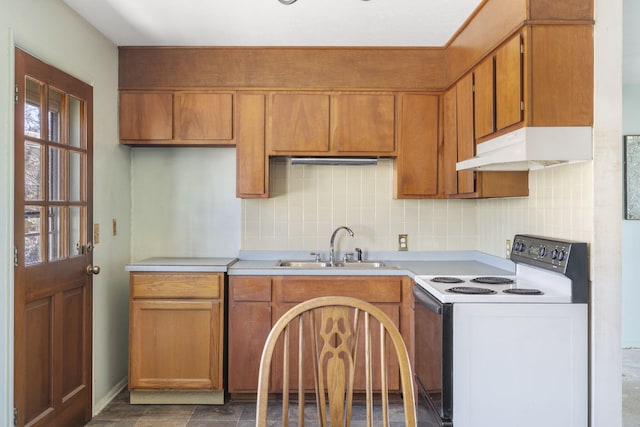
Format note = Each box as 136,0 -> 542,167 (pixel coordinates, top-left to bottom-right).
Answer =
236,92 -> 269,198
396,93 -> 440,198
471,25 -> 592,143
119,91 -> 234,145
473,33 -> 523,141
267,92 -> 396,156
443,75 -> 528,199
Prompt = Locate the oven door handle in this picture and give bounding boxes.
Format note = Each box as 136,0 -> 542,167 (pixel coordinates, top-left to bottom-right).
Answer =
413,285 -> 443,314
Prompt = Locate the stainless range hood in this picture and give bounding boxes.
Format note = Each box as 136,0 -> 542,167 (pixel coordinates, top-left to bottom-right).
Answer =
456,127 -> 593,171
290,157 -> 378,166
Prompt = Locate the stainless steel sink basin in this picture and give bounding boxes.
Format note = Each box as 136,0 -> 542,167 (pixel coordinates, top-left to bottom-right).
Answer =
275,260 -> 386,268
276,260 -> 332,268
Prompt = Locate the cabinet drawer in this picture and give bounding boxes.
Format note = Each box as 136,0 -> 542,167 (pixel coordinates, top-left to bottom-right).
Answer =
230,276 -> 272,302
131,272 -> 221,299
278,276 -> 402,303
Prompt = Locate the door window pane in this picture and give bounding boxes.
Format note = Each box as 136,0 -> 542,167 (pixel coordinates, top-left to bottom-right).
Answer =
69,151 -> 81,202
25,206 -> 42,265
69,206 -> 82,256
25,77 -> 41,139
25,141 -> 43,201
48,207 -> 62,261
48,88 -> 63,143
69,97 -> 82,148
48,147 -> 64,202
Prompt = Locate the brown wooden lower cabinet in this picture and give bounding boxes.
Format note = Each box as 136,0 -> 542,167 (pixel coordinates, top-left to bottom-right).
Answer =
227,275 -> 414,396
128,272 -> 225,404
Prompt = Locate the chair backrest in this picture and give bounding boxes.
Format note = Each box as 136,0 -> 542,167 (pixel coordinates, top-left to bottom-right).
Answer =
256,296 -> 417,427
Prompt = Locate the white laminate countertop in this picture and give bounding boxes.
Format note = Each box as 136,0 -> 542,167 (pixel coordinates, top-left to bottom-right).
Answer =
125,257 -> 238,272
227,250 -> 515,278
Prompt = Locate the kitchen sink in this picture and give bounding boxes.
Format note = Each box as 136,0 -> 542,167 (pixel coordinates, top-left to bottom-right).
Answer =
275,260 -> 386,268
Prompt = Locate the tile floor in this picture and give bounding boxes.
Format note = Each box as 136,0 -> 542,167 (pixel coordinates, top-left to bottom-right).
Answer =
87,348 -> 640,426
86,391 -> 435,426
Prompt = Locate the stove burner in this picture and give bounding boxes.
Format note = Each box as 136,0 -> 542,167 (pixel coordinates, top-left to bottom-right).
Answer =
471,276 -> 515,285
446,286 -> 496,295
431,276 -> 464,284
503,288 -> 543,295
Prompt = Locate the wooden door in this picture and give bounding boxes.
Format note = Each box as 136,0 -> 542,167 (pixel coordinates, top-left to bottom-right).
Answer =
474,56 -> 495,139
396,93 -> 440,198
456,74 -> 476,195
14,48 -> 94,427
331,94 -> 396,153
119,92 -> 173,141
496,34 -> 523,131
443,87 -> 459,196
176,92 -> 233,141
236,93 -> 268,198
228,276 -> 273,392
129,300 -> 222,390
269,93 -> 330,153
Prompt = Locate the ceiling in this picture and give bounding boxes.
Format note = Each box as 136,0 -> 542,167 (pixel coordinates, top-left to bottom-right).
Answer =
62,0 -> 483,47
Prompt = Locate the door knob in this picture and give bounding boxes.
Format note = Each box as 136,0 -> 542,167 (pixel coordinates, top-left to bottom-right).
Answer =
86,265 -> 101,275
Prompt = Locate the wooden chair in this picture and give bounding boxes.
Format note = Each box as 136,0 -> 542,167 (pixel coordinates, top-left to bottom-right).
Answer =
256,296 -> 417,427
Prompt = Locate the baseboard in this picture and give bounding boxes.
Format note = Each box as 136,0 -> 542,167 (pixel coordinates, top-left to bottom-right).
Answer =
130,390 -> 225,405
93,377 -> 128,416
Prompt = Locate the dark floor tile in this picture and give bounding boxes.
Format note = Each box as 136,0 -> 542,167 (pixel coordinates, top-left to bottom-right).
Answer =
186,421 -> 238,427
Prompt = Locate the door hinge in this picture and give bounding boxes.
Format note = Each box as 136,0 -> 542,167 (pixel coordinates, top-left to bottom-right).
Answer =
14,84 -> 18,104
13,246 -> 18,267
13,407 -> 17,426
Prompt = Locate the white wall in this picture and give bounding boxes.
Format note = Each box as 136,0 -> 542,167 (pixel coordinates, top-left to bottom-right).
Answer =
0,0 -> 131,422
622,83 -> 640,348
130,147 -> 241,259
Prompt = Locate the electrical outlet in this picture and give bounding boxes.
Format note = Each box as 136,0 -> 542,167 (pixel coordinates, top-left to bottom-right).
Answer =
94,224 -> 100,244
506,239 -> 511,258
398,234 -> 408,251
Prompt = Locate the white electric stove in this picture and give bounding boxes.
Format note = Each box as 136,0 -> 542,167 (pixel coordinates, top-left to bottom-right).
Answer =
413,235 -> 589,427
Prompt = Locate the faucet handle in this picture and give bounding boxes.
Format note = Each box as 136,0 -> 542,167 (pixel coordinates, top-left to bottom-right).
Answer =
310,252 -> 322,262
342,252 -> 354,262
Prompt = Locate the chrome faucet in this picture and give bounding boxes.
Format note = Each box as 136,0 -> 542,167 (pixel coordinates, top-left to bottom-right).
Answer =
329,226 -> 354,266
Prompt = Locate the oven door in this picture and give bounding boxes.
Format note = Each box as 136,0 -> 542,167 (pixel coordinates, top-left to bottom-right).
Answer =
413,285 -> 453,426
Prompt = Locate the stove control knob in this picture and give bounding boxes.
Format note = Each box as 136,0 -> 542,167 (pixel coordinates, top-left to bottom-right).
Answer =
539,246 -> 547,257
551,248 -> 559,260
557,250 -> 566,261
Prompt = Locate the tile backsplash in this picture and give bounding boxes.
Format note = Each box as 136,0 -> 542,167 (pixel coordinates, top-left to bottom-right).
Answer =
242,158 -> 593,258
242,158 -> 477,253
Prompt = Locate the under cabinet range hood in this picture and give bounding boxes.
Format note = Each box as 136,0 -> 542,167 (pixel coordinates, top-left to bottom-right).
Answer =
456,127 -> 593,171
290,157 -> 378,166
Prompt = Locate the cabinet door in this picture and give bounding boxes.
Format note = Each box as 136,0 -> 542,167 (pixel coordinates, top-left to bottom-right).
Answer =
236,93 -> 268,198
176,92 -> 233,141
495,34 -> 523,131
331,94 -> 396,153
456,74 -> 476,195
443,86 -> 459,196
269,93 -> 330,153
228,276 -> 272,392
396,93 -> 439,198
119,92 -> 173,141
474,57 -> 495,139
129,299 -> 222,391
